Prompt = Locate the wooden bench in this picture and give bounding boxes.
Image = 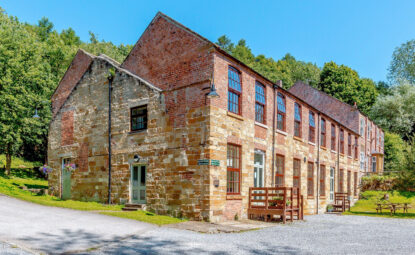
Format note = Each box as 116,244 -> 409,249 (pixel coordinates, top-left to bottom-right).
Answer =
376,203 -> 412,215
248,187 -> 304,224
333,192 -> 350,212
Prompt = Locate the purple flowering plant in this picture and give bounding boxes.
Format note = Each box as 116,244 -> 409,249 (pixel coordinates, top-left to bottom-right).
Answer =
64,163 -> 76,172
40,165 -> 53,175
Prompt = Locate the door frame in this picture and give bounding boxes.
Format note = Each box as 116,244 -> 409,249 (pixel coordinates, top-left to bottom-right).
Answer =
129,163 -> 147,204
61,158 -> 72,200
329,167 -> 335,201
254,150 -> 265,188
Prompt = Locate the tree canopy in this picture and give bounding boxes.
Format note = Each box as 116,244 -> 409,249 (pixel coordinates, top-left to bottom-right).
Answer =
388,39 -> 415,84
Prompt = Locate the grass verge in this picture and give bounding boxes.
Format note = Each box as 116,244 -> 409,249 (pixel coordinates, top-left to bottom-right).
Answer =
0,171 -> 186,225
344,190 -> 415,218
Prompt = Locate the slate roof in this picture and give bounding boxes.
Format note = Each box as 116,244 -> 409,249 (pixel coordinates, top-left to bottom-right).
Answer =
288,81 -> 360,134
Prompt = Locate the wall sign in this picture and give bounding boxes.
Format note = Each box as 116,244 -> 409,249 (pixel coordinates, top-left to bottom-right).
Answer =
197,159 -> 209,165
210,160 -> 220,166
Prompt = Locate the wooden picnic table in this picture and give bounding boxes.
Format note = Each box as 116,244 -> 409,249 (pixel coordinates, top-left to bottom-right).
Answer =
376,202 -> 412,216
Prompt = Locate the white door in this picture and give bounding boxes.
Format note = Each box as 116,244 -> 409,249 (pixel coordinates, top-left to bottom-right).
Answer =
254,151 -> 264,187
131,165 -> 146,204
330,167 -> 335,201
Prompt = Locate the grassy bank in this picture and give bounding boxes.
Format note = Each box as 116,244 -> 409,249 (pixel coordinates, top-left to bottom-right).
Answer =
344,190 -> 415,218
0,154 -> 41,168
0,169 -> 185,225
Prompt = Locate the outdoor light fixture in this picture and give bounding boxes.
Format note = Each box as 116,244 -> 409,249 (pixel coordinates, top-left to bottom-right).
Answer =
134,154 -> 140,162
33,109 -> 40,118
206,80 -> 219,99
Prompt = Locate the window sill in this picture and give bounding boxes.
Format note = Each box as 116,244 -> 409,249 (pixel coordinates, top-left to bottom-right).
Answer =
308,141 -> 316,146
321,146 -> 328,151
354,158 -> 359,161
226,194 -> 243,200
319,196 -> 326,199
307,196 -> 314,200
347,156 -> 352,159
276,129 -> 287,136
129,129 -> 148,135
293,136 -> 303,142
340,153 -> 345,157
255,122 -> 268,129
227,111 -> 244,121
331,150 -> 336,153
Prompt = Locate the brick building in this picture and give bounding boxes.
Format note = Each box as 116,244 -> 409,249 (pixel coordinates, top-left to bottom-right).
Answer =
48,12 -> 384,222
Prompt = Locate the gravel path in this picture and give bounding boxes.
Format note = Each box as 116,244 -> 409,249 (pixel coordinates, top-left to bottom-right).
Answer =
0,241 -> 32,255
89,214 -> 415,255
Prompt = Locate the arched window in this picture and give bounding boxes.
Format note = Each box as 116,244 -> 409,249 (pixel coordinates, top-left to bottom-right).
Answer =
309,111 -> 315,143
255,81 -> 266,124
320,118 -> 326,147
228,66 -> 242,115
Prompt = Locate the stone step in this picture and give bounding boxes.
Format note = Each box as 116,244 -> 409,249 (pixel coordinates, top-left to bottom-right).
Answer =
122,207 -> 138,211
124,204 -> 144,209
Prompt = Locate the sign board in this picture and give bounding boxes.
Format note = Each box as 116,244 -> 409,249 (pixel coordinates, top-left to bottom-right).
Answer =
210,160 -> 220,166
197,159 -> 209,165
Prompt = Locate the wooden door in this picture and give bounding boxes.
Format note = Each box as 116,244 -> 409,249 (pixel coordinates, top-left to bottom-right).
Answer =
62,158 -> 71,200
131,165 -> 146,204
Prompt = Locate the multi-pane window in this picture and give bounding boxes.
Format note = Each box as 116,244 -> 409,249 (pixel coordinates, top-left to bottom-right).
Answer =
354,172 -> 358,196
294,103 -> 301,137
227,144 -> 241,194
354,136 -> 358,159
360,118 -> 365,136
309,112 -> 315,143
360,151 -> 365,170
307,162 -> 314,196
277,93 -> 286,131
131,105 -> 147,131
320,165 -> 326,197
347,170 -> 351,195
340,129 -> 344,154
293,159 -> 301,191
331,124 -> 336,151
320,118 -> 326,147
339,169 -> 344,193
255,81 -> 266,124
275,155 -> 285,187
228,66 -> 242,114
347,133 -> 352,156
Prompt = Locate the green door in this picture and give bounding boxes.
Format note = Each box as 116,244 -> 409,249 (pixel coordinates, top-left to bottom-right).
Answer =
131,165 -> 146,204
62,158 -> 71,200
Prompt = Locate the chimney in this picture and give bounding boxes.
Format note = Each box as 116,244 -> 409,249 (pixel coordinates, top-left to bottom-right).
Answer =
275,80 -> 283,88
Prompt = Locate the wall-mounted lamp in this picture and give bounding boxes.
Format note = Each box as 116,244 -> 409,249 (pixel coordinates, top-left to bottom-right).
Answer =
304,157 -> 307,163
206,76 -> 219,99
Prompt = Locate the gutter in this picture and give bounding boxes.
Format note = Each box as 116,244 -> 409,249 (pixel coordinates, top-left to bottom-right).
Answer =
107,72 -> 114,204
316,113 -> 320,214
271,83 -> 278,186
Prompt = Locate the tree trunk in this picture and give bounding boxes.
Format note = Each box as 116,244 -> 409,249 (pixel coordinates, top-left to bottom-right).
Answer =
5,152 -> 11,176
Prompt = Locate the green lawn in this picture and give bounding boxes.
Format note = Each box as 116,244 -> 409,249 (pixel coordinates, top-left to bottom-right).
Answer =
0,154 -> 41,168
344,190 -> 415,218
0,169 -> 186,225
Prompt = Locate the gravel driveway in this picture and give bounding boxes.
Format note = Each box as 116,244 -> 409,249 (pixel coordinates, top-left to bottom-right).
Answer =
1,195 -> 415,255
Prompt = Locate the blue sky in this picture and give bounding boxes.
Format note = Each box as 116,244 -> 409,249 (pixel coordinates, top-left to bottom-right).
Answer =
2,0 -> 415,82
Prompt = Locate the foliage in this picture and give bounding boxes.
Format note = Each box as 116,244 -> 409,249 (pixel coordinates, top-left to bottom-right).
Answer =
388,39 -> 415,84
0,154 -> 41,168
394,136 -> 415,190
63,163 -> 76,172
100,211 -> 186,226
40,165 -> 53,175
370,81 -> 415,138
344,190 -> 415,218
318,62 -> 378,115
383,132 -> 406,171
216,35 -> 321,89
0,8 -> 133,169
360,175 -> 397,191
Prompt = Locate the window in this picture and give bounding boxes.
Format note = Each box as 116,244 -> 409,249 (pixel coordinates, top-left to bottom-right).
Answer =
347,170 -> 351,195
339,169 -> 344,193
320,118 -> 326,147
360,118 -> 365,136
354,172 -> 358,196
255,81 -> 266,124
340,129 -> 344,154
227,144 -> 241,194
254,152 -> 265,188
275,155 -> 285,187
320,165 -> 326,197
309,112 -> 315,143
293,159 -> 301,191
354,136 -> 358,159
228,66 -> 242,114
277,93 -> 286,131
360,151 -> 365,170
294,103 -> 301,137
367,123 -> 371,139
372,156 -> 377,172
307,162 -> 314,196
330,167 -> 335,201
331,124 -> 336,151
347,133 -> 352,156
131,105 -> 148,131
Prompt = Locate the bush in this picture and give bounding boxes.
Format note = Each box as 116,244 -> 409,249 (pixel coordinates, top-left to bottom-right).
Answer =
360,175 -> 397,191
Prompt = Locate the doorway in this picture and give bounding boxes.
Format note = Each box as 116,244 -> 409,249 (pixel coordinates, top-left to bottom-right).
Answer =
61,158 -> 71,200
131,164 -> 147,204
329,167 -> 335,201
254,151 -> 264,187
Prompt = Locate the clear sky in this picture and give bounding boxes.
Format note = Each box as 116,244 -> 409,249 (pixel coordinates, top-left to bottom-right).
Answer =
2,0 -> 415,82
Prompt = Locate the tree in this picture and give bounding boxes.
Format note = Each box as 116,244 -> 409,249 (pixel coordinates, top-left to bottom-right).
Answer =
0,10 -> 53,174
383,132 -> 406,171
318,62 -> 378,115
370,81 -> 415,138
388,39 -> 415,84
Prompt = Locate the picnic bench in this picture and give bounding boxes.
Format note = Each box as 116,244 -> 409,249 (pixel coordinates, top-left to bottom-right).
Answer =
247,187 -> 304,224
333,192 -> 350,212
376,203 -> 412,216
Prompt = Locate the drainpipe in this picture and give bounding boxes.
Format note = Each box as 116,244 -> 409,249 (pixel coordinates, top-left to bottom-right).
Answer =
107,71 -> 114,204
272,81 -> 281,186
337,126 -> 340,193
316,113 -> 320,214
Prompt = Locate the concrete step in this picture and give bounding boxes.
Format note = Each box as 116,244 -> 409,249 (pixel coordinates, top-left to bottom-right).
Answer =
124,204 -> 144,209
122,207 -> 138,211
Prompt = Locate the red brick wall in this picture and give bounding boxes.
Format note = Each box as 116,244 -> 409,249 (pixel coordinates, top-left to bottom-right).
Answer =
224,200 -> 242,220
52,49 -> 93,118
61,111 -> 74,146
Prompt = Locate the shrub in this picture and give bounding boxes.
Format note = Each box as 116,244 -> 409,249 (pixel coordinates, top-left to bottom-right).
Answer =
360,175 -> 397,191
